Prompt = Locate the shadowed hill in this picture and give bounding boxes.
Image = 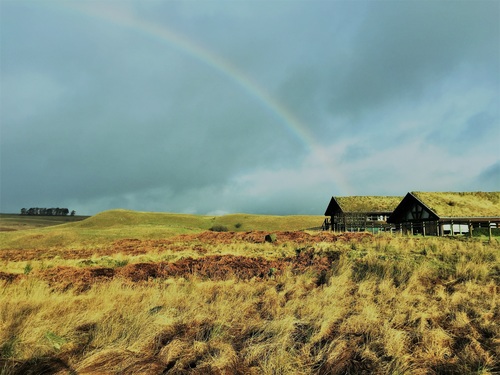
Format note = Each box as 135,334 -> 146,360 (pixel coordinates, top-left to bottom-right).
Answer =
0,214 -> 89,231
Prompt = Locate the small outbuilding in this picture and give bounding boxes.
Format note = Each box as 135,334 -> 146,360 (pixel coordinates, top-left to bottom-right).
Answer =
323,196 -> 402,232
387,191 -> 500,236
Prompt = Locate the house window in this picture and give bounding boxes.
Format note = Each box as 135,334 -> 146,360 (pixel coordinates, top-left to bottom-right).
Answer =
411,204 -> 423,219
407,204 -> 430,220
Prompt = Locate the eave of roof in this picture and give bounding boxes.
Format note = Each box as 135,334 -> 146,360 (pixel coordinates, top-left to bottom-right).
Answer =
438,216 -> 500,221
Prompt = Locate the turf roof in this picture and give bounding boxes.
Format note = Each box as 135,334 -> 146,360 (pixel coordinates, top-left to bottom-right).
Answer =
411,192 -> 500,218
335,196 -> 403,213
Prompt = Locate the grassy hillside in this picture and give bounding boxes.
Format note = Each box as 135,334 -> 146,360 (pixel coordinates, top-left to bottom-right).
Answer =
207,213 -> 324,231
0,210 -> 324,250
72,210 -> 323,231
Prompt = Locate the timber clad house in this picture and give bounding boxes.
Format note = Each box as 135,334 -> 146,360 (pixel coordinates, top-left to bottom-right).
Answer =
387,192 -> 500,236
324,192 -> 500,236
323,196 -> 402,232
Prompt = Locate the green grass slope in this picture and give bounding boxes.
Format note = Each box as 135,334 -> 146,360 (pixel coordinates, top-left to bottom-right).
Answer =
72,210 -> 323,231
212,213 -> 324,231
0,209 -> 324,250
70,209 -> 211,229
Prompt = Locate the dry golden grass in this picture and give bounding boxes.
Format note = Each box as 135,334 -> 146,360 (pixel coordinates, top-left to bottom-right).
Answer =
1,219 -> 499,374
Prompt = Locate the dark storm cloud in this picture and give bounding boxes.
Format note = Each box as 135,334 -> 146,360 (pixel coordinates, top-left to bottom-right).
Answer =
326,1 -> 498,117
1,1 -> 305,212
1,0 -> 498,215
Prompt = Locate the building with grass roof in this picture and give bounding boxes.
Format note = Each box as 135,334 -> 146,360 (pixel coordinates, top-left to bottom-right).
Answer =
387,192 -> 500,236
323,196 -> 403,232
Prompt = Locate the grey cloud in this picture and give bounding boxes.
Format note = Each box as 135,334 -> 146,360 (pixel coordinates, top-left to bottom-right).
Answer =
1,1 -> 498,215
272,0 -> 499,149
327,1 -> 499,116
475,162 -> 500,191
425,107 -> 499,155
462,111 -> 499,142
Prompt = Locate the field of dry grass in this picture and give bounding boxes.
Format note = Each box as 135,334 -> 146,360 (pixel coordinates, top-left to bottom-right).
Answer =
1,211 -> 499,374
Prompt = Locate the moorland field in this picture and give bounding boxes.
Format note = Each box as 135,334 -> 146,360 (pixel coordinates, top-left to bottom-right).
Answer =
0,210 -> 499,374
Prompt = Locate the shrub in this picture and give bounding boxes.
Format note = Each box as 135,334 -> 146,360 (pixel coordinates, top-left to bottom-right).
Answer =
23,263 -> 33,275
265,234 -> 277,243
472,227 -> 500,237
210,224 -> 228,232
1,336 -> 18,358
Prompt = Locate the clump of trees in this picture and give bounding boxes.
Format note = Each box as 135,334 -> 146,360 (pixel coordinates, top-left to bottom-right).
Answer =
20,207 -> 75,216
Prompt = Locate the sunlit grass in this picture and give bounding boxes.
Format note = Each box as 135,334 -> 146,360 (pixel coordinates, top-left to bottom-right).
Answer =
1,213 -> 499,374
412,191 -> 500,217
2,243 -> 498,374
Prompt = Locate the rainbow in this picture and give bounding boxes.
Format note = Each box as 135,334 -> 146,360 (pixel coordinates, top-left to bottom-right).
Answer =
58,2 -> 350,195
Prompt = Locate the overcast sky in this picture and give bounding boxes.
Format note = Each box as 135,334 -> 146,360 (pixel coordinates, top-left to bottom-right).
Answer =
1,0 -> 499,216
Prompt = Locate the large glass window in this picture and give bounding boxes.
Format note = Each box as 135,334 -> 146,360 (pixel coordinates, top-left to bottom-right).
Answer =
407,204 -> 431,220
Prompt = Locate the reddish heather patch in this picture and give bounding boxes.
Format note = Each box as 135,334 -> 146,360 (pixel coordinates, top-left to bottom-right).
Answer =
14,248 -> 339,291
0,231 -> 371,262
0,231 -> 370,290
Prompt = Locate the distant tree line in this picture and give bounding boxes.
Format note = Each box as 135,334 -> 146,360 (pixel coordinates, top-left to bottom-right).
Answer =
20,207 -> 75,216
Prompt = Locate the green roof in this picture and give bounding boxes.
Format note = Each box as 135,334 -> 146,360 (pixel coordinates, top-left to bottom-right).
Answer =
336,196 -> 403,213
412,192 -> 500,218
